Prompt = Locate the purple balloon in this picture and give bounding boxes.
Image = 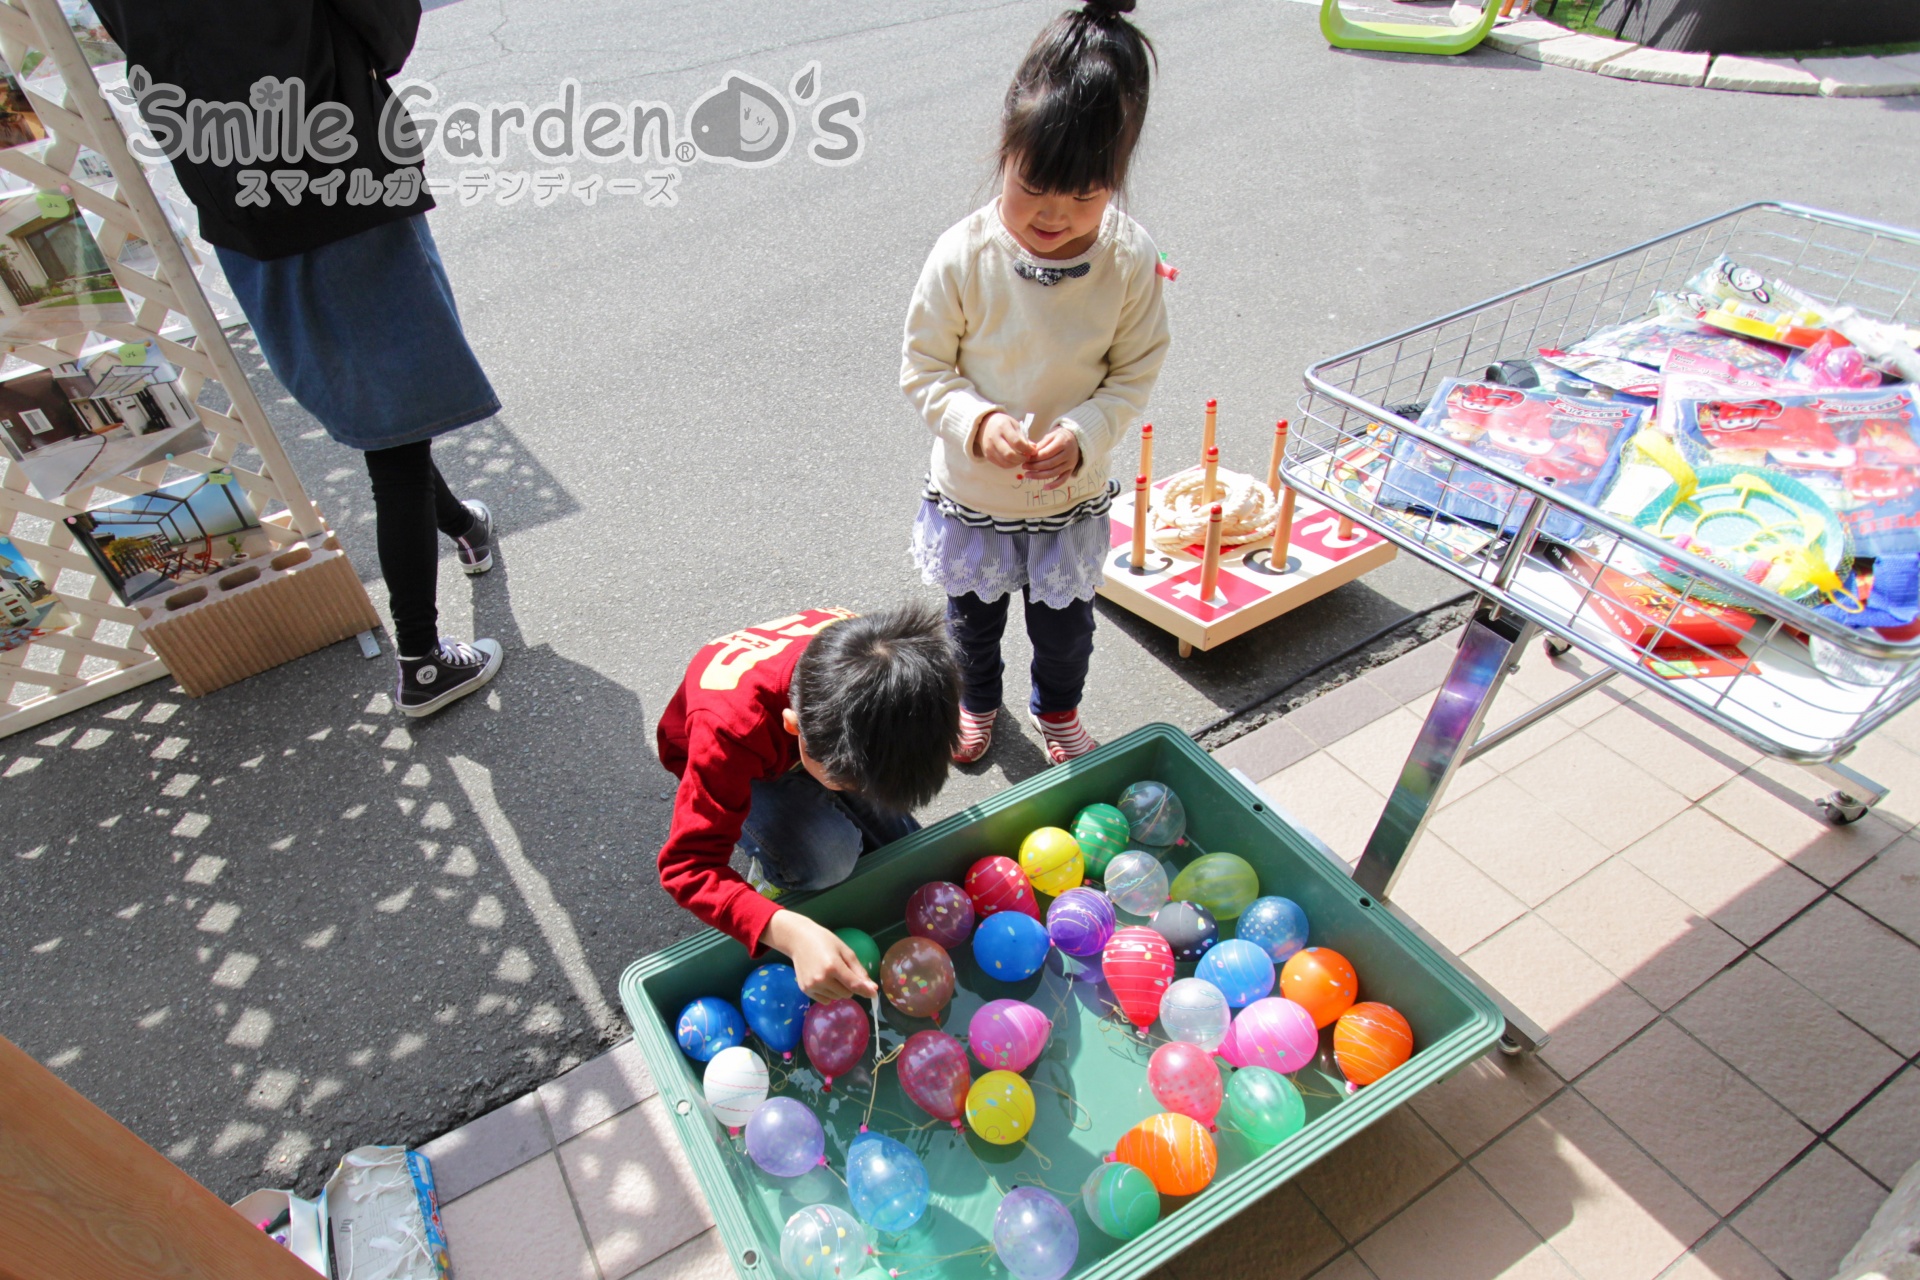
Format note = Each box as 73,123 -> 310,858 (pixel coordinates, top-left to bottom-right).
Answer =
745,1097 -> 825,1177
1046,887 -> 1117,959
968,998 -> 1053,1072
1222,997 -> 1319,1075
906,881 -> 977,950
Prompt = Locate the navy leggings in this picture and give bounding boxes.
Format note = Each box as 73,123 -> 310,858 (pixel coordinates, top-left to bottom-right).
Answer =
946,590 -> 1096,717
363,440 -> 473,657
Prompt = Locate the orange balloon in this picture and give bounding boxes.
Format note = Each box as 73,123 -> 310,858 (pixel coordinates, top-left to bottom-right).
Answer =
1279,947 -> 1358,1028
1113,1112 -> 1218,1197
1334,1002 -> 1413,1086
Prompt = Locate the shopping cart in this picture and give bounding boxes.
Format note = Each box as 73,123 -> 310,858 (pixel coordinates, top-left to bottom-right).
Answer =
1284,202 -> 1920,1053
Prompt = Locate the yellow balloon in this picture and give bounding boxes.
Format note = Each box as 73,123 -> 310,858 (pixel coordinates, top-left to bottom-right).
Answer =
966,1070 -> 1036,1146
1018,828 -> 1084,897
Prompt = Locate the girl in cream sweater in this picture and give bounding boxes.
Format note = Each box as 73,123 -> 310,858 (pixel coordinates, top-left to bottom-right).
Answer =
901,0 -> 1170,766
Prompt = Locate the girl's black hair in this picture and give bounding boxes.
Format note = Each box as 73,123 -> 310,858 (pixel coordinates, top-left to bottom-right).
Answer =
791,602 -> 960,813
1000,1 -> 1155,196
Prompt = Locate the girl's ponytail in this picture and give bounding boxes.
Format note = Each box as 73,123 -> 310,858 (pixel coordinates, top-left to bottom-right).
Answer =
1000,4 -> 1155,197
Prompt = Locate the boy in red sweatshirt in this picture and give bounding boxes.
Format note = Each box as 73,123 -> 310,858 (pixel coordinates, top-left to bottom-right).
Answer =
656,603 -> 960,1001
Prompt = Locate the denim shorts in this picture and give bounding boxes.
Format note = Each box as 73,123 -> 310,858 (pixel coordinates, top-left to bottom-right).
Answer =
216,214 -> 500,451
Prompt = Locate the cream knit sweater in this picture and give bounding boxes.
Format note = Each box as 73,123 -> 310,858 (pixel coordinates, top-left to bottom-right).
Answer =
901,200 -> 1171,523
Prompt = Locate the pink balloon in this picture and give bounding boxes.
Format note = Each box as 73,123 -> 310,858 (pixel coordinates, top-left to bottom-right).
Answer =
802,998 -> 871,1091
967,999 -> 1053,1073
1222,997 -> 1320,1075
1148,1040 -> 1224,1129
899,1029 -> 971,1129
906,881 -> 977,950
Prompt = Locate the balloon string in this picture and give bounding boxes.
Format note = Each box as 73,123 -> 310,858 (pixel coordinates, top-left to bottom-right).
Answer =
878,1244 -> 995,1277
1031,1079 -> 1093,1131
860,1044 -> 906,1131
1018,1138 -> 1054,1172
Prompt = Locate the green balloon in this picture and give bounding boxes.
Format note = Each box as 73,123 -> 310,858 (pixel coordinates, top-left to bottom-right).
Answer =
1072,803 -> 1131,879
1080,1161 -> 1160,1240
1227,1066 -> 1306,1149
834,927 -> 881,980
1169,852 -> 1260,921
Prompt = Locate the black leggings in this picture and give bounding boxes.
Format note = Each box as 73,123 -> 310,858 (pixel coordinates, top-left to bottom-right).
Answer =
363,440 -> 474,657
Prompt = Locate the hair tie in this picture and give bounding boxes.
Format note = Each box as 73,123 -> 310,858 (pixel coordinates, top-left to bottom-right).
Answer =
1084,0 -> 1137,16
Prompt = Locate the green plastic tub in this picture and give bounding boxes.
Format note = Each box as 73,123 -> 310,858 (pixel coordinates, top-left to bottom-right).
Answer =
619,724 -> 1502,1280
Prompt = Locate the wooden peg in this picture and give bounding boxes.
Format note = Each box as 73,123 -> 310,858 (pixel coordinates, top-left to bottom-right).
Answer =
1270,486 -> 1297,566
1201,398 -> 1217,468
1140,422 -> 1155,492
1200,502 -> 1225,605
1130,474 -> 1149,571
1338,513 -> 1356,539
1266,420 -> 1289,494
1203,444 -> 1220,506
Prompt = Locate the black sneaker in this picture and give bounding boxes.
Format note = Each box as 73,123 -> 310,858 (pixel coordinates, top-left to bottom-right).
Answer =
397,638 -> 502,718
454,500 -> 494,575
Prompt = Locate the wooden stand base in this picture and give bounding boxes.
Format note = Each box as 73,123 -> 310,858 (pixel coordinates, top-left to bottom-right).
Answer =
135,534 -> 381,697
1100,468 -> 1396,656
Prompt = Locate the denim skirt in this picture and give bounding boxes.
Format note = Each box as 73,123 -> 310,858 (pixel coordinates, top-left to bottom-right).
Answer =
216,214 -> 499,451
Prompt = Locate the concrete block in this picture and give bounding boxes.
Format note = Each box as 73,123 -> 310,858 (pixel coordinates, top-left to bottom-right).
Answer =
1599,46 -> 1711,86
1798,55 -> 1920,97
1535,33 -> 1637,72
1486,18 -> 1570,57
1705,55 -> 1820,94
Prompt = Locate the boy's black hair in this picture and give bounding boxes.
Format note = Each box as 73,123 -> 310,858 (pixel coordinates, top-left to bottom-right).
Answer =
999,0 -> 1155,197
791,602 -> 960,813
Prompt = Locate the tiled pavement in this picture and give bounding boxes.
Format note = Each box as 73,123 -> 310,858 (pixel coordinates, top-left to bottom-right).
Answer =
422,635 -> 1920,1280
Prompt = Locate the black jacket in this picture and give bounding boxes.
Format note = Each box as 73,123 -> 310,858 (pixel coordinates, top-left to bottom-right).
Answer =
89,0 -> 434,260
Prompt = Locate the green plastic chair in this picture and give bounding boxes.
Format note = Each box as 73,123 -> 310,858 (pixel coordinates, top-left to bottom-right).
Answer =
1319,0 -> 1502,54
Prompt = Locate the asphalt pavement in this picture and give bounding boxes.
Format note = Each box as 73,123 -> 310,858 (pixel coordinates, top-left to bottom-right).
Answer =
1,0 -> 1913,1201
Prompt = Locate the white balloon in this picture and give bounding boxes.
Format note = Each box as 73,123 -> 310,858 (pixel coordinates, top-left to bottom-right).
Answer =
1160,977 -> 1233,1052
1104,851 -> 1170,917
703,1044 -> 769,1129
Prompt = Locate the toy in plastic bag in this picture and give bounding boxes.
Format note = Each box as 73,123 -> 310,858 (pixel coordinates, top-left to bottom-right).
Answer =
325,1146 -> 452,1280
1535,350 -> 1663,398
1667,383 -> 1920,557
1783,334 -> 1881,390
1381,377 -> 1646,541
1688,255 -> 1774,308
1572,315 -> 1789,377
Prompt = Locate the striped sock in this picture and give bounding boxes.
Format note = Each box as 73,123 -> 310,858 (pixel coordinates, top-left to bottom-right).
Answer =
953,707 -> 997,764
1032,709 -> 1097,764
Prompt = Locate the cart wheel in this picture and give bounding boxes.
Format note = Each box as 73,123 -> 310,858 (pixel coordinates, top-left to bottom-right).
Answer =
1817,792 -> 1870,825
1542,636 -> 1572,659
1498,1034 -> 1524,1057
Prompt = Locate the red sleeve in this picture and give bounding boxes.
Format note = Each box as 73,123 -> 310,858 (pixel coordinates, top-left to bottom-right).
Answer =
656,709 -> 784,953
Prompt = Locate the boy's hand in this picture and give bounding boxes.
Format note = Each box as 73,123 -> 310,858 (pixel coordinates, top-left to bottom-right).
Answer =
764,909 -> 879,1002
1023,427 -> 1081,490
979,412 -> 1038,471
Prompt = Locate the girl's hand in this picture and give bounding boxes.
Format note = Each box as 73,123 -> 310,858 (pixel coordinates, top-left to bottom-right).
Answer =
979,412 -> 1037,471
764,908 -> 878,1001
1023,427 -> 1081,490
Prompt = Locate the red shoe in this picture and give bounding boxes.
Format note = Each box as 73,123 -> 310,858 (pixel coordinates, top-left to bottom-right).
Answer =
953,707 -> 997,764
1031,709 -> 1098,764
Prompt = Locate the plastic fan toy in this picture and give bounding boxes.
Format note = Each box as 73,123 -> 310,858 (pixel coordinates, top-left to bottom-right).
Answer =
1630,432 -> 1852,608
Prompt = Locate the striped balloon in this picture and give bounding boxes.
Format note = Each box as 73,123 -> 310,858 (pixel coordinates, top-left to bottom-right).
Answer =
1046,887 -> 1117,958
702,1045 -> 768,1132
1334,1001 -> 1414,1086
1080,1162 -> 1160,1240
968,998 -> 1053,1072
1102,926 -> 1175,1033
966,856 -> 1041,920
1114,1112 -> 1218,1196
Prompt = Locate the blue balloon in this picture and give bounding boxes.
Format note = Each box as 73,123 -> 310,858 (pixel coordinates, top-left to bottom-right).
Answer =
848,1130 -> 931,1233
974,911 -> 1051,982
740,963 -> 809,1058
1237,896 -> 1310,963
676,996 -> 746,1062
1195,938 -> 1276,1008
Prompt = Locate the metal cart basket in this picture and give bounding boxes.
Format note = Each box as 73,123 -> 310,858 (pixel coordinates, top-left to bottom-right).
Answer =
1282,203 -> 1920,1053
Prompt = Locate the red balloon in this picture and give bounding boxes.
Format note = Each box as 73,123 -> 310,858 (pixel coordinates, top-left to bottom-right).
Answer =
906,881 -> 977,950
1102,926 -> 1174,1034
899,1030 -> 971,1129
802,999 -> 871,1091
965,856 -> 1041,921
1148,1040 -> 1224,1129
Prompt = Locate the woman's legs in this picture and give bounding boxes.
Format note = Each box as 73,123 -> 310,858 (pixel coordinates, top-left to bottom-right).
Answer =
363,440 -> 474,657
